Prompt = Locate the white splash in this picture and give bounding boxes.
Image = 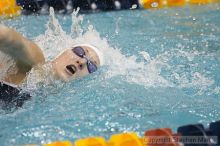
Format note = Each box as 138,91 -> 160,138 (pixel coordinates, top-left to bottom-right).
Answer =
71,7 -> 84,38
35,8 -> 72,60
31,7 -> 218,94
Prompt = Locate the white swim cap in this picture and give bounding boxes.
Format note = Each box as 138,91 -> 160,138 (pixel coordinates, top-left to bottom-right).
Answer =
73,44 -> 104,66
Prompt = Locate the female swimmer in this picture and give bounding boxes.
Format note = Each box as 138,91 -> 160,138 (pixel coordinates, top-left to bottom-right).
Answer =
0,25 -> 104,85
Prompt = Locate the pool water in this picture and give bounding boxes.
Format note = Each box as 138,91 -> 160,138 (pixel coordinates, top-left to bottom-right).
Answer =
1,4 -> 220,146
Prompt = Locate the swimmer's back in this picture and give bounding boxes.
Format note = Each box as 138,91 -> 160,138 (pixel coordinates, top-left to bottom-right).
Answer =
0,81 -> 31,108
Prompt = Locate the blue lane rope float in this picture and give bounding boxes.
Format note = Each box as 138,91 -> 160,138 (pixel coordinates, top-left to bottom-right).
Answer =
209,121 -> 220,145
16,0 -> 140,14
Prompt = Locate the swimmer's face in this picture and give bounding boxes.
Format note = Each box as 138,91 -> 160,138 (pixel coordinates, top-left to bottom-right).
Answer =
52,45 -> 101,81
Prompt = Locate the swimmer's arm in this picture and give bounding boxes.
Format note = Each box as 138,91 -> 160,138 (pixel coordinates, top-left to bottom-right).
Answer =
0,25 -> 45,67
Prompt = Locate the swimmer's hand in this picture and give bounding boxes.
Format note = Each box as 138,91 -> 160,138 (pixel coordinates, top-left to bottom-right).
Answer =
0,25 -> 45,67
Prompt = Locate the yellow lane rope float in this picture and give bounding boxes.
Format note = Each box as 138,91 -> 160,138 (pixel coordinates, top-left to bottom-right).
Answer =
23,120 -> 220,146
0,0 -> 21,18
43,132 -> 145,146
140,0 -> 219,9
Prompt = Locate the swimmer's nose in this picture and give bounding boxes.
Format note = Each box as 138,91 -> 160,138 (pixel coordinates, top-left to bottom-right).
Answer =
66,64 -> 77,75
76,59 -> 87,70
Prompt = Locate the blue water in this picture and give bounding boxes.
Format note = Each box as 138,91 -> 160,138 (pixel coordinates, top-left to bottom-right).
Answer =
0,4 -> 220,146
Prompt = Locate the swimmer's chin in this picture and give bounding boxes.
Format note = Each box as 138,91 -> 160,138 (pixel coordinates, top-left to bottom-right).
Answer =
56,71 -> 90,82
53,68 -> 81,82
53,71 -> 75,82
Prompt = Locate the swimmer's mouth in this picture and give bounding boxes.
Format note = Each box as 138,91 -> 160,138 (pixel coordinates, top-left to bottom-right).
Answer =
66,65 -> 77,75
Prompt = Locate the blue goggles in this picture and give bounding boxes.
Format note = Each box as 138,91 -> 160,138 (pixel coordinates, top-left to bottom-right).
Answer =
72,47 -> 98,74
